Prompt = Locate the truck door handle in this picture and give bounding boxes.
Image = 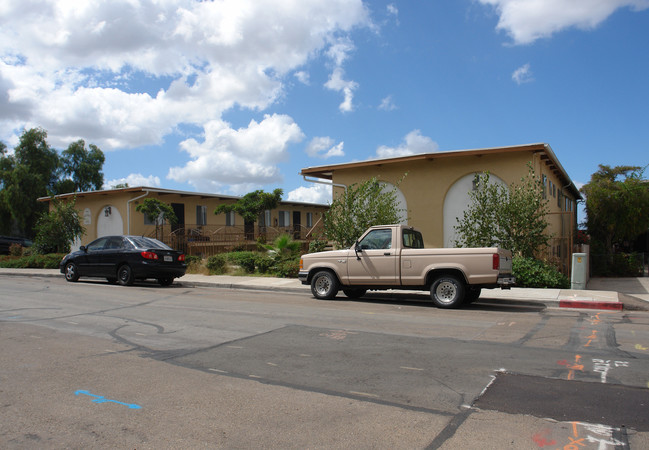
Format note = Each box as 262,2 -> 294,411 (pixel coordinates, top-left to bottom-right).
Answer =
384,252 -> 391,256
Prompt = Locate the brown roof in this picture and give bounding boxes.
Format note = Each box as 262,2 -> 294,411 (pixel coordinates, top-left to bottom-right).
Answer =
300,143 -> 581,199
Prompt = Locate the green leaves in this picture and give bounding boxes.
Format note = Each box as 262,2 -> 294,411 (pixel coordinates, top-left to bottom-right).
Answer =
215,188 -> 283,224
454,164 -> 550,257
324,176 -> 405,249
581,164 -> 649,253
33,197 -> 85,254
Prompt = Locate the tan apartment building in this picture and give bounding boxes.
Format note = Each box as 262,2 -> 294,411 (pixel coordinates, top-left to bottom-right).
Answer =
300,143 -> 581,273
40,187 -> 328,256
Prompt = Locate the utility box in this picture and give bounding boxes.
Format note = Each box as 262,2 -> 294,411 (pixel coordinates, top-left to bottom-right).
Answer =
571,253 -> 588,290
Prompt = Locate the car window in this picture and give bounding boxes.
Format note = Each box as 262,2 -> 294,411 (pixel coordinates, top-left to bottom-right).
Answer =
403,229 -> 424,249
127,236 -> 172,250
359,229 -> 392,250
86,237 -> 109,251
104,237 -> 124,250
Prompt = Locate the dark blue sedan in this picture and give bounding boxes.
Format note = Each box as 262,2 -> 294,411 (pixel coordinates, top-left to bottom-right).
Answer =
60,235 -> 186,286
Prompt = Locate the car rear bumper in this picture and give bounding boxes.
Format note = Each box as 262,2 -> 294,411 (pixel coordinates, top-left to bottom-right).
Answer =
497,274 -> 516,289
132,263 -> 186,279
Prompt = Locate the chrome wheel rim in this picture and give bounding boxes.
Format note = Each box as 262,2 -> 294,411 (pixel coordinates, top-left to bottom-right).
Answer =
435,281 -> 457,304
314,275 -> 331,296
65,264 -> 75,280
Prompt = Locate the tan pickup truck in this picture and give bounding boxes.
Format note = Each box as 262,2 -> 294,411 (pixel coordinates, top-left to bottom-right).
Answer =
298,224 -> 515,308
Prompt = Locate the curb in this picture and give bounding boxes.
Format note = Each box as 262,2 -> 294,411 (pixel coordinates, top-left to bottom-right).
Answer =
558,299 -> 624,311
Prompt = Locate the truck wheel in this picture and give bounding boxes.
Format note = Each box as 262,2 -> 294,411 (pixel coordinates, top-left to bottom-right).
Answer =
311,271 -> 339,300
343,288 -> 366,299
430,275 -> 465,309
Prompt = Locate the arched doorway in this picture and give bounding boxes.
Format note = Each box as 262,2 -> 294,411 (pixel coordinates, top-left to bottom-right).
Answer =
96,205 -> 124,237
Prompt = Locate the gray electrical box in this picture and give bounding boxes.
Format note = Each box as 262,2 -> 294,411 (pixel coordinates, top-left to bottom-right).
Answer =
571,253 -> 588,290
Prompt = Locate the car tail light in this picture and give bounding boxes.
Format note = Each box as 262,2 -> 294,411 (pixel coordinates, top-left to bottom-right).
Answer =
178,254 -> 185,262
141,251 -> 159,260
493,253 -> 500,271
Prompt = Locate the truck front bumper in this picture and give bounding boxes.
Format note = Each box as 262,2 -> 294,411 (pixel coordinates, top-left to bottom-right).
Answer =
497,275 -> 516,289
298,270 -> 309,285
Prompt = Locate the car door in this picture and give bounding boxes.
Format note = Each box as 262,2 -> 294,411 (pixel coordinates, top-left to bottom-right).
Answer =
346,228 -> 398,285
99,236 -> 126,276
79,237 -> 109,276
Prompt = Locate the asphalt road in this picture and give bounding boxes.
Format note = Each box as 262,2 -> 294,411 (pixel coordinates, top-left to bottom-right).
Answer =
1,275 -> 649,449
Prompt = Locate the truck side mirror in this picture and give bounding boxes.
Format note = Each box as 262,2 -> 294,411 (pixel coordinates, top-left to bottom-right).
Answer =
354,241 -> 362,260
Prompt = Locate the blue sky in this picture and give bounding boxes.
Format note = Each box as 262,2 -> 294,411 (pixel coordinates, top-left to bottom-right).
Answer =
1,0 -> 648,218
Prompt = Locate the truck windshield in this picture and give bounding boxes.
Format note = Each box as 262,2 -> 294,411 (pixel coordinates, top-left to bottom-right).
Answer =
403,229 -> 424,248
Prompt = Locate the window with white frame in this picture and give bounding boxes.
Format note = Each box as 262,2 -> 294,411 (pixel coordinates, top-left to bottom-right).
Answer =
278,210 -> 290,227
226,211 -> 235,226
196,205 -> 207,226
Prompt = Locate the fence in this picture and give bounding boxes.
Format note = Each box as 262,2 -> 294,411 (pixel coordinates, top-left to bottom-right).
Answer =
148,223 -> 324,257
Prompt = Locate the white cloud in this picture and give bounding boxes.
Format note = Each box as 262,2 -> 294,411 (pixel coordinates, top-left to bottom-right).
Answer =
379,95 -> 397,111
305,136 -> 344,159
287,183 -> 332,204
0,0 -> 371,149
104,173 -> 161,189
167,114 -> 304,193
512,63 -> 533,84
324,67 -> 358,113
376,130 -> 439,158
479,0 -> 649,44
294,71 -> 310,85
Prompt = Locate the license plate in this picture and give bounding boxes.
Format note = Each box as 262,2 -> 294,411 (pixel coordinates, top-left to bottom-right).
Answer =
164,255 -> 173,262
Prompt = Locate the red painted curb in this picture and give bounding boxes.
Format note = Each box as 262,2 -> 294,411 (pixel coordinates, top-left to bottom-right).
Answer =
559,300 -> 623,311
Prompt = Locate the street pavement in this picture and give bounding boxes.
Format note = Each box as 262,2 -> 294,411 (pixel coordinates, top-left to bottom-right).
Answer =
1,268 -> 647,310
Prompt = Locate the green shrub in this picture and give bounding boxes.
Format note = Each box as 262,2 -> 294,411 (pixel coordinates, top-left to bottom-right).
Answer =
591,252 -> 643,277
9,243 -> 24,257
0,254 -> 65,269
255,254 -> 274,274
308,237 -> 328,253
206,254 -> 226,274
226,251 -> 257,273
272,256 -> 301,278
513,257 -> 570,289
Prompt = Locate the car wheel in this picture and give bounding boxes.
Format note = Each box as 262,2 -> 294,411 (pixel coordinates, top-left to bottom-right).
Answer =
64,262 -> 80,282
117,264 -> 134,286
430,275 -> 465,309
310,270 -> 339,300
343,288 -> 366,299
158,277 -> 174,286
106,277 -> 118,284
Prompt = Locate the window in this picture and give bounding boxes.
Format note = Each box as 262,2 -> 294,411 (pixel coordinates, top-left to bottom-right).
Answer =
359,229 -> 392,250
279,211 -> 290,227
542,175 -> 547,199
306,212 -> 313,227
226,211 -> 235,226
403,229 -> 424,249
557,190 -> 562,208
196,205 -> 207,226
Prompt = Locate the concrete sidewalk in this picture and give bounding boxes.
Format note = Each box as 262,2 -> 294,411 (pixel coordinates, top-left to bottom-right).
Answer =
2,268 -> 647,311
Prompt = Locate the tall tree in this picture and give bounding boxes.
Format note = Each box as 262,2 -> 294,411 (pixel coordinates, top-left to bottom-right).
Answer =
581,164 -> 649,253
215,189 -> 283,224
57,139 -> 105,193
323,177 -> 405,249
136,198 -> 177,240
453,165 -> 550,257
0,128 -> 59,238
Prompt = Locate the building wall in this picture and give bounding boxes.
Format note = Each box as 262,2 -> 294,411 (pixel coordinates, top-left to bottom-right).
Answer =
50,190 -> 327,249
327,150 -> 578,270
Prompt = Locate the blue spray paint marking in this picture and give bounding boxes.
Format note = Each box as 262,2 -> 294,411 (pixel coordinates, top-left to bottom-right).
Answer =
75,390 -> 141,409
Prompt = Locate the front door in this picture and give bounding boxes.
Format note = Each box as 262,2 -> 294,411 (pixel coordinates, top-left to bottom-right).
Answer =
171,203 -> 185,234
292,211 -> 301,239
346,228 -> 398,285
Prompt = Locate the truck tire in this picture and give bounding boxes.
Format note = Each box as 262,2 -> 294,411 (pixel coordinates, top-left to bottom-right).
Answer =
311,270 -> 339,300
430,275 -> 465,309
343,288 -> 366,299
464,287 -> 481,304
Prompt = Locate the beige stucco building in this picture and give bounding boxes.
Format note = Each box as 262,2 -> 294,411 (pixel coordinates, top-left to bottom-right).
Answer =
40,187 -> 328,256
301,143 -> 581,273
